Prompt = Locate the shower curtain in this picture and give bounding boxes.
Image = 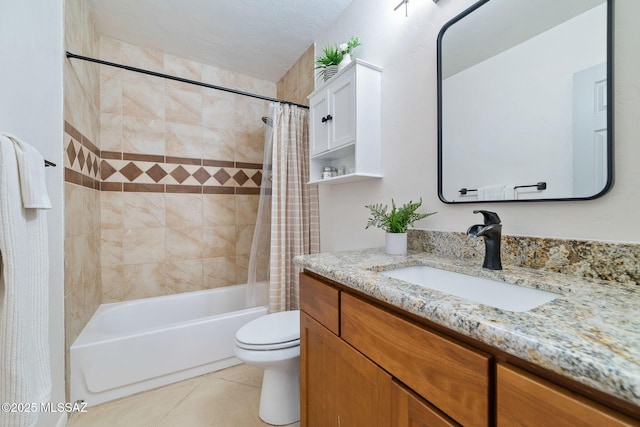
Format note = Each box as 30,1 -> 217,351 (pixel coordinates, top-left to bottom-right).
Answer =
246,102 -> 319,312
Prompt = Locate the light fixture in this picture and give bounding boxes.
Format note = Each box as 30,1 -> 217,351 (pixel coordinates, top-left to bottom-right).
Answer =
394,0 -> 439,17
393,0 -> 409,17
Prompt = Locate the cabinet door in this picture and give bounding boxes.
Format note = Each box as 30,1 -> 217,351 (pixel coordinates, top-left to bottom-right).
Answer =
336,334 -> 392,427
329,72 -> 356,149
341,293 -> 491,427
309,92 -> 329,156
497,363 -> 638,427
391,380 -> 460,427
301,311 -> 339,426
300,311 -> 392,427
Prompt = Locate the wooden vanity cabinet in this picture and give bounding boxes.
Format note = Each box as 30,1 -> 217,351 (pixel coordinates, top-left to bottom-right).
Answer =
391,380 -> 461,427
300,272 -> 640,426
497,363 -> 638,427
300,276 -> 391,426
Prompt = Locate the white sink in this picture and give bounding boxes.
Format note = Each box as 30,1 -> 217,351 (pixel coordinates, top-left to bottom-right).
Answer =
380,265 -> 559,312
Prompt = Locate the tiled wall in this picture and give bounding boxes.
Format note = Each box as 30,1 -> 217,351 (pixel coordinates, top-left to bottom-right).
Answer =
93,38 -> 277,302
277,45 -> 315,106
63,0 -> 102,398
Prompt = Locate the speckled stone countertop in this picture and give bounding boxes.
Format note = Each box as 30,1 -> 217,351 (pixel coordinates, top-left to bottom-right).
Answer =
294,248 -> 640,407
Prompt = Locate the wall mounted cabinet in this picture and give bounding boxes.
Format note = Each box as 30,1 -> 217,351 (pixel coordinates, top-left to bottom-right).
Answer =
308,60 -> 382,185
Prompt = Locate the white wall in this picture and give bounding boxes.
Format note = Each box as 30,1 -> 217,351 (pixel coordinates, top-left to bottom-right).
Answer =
0,0 -> 66,426
315,0 -> 640,251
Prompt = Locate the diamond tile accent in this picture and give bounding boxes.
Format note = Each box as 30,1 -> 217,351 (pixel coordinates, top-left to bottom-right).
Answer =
86,153 -> 94,174
77,148 -> 86,170
193,167 -> 211,184
214,169 -> 231,185
251,171 -> 262,186
170,165 -> 190,184
101,160 -> 117,180
234,170 -> 249,186
63,123 -> 268,193
146,164 -> 168,183
66,140 -> 77,167
120,162 -> 144,182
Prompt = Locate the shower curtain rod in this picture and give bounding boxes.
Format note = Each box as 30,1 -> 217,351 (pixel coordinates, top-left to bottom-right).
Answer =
66,51 -> 309,109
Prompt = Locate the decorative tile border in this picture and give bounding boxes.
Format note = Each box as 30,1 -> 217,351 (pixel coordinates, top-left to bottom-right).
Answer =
409,230 -> 640,285
64,121 -> 263,194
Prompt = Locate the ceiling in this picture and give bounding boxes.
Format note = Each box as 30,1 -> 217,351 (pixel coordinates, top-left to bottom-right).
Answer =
86,0 -> 354,82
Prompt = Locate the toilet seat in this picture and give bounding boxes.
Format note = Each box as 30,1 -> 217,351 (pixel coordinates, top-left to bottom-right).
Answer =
236,310 -> 300,351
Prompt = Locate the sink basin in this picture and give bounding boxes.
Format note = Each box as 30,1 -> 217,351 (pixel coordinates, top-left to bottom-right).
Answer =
380,266 -> 559,312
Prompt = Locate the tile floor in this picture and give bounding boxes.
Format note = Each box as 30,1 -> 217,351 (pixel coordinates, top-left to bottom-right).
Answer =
66,364 -> 300,427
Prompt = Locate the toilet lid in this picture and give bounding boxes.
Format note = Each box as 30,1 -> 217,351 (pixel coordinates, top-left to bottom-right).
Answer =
236,310 -> 300,347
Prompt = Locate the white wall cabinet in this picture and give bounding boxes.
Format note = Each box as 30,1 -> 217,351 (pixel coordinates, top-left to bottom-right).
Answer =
308,60 -> 382,184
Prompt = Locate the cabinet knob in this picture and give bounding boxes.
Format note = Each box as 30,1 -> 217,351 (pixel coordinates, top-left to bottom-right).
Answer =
321,114 -> 333,123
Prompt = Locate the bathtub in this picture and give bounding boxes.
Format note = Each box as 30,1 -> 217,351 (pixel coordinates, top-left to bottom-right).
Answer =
70,282 -> 268,407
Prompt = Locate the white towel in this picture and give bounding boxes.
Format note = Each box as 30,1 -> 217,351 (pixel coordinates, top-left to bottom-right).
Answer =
0,133 -> 51,209
0,135 -> 52,427
477,184 -> 516,201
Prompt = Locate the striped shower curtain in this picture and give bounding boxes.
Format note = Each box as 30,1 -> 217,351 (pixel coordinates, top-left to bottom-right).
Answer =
268,103 -> 319,312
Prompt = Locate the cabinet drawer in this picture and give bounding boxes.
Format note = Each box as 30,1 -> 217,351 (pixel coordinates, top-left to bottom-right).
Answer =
299,273 -> 340,335
341,293 -> 491,427
497,363 -> 638,427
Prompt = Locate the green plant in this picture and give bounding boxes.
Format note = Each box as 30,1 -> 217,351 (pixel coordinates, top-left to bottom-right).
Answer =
314,45 -> 343,80
339,37 -> 361,56
365,198 -> 436,233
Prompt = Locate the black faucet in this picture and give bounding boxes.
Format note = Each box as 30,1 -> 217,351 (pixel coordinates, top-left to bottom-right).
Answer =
467,210 -> 502,270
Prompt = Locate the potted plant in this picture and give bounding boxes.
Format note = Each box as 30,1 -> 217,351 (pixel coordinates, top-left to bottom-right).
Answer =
315,44 -> 343,81
365,198 -> 436,255
338,37 -> 361,69
315,37 -> 361,81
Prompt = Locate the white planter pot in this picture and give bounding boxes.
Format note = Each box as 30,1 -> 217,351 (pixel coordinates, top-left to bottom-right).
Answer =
338,53 -> 351,70
385,232 -> 407,255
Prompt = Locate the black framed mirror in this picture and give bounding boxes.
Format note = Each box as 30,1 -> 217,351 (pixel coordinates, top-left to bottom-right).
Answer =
437,0 -> 613,203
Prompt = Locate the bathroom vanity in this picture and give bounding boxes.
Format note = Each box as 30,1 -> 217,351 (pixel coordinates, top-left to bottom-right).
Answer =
296,250 -> 640,426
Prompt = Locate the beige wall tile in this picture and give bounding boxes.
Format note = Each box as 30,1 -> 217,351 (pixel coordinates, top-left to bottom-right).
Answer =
203,226 -> 235,258
202,127 -> 234,161
235,195 -> 259,225
166,194 -> 202,227
122,262 -> 167,300
203,257 -> 236,288
165,87 -> 202,125
235,224 -> 255,256
165,122 -> 203,158
203,194 -> 235,226
123,228 -> 166,264
122,44 -> 163,74
164,259 -> 204,293
100,112 -> 122,152
101,229 -> 123,266
123,193 -> 166,228
167,227 -> 204,260
101,191 -> 123,229
122,78 -> 165,120
122,116 -> 165,155
101,265 -> 125,303
202,91 -> 236,131
235,255 -> 249,285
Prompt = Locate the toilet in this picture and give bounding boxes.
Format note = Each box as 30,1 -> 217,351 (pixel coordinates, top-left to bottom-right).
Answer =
234,310 -> 300,425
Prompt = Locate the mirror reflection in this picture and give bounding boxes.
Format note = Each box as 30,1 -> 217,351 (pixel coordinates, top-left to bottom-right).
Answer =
438,0 -> 612,203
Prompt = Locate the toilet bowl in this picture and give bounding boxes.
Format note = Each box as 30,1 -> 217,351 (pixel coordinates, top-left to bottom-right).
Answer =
234,310 -> 300,425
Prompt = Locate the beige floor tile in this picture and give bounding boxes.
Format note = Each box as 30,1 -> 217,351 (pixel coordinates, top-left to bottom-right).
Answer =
66,364 -> 300,427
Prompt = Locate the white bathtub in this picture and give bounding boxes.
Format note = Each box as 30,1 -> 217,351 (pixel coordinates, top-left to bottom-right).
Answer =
70,283 -> 268,407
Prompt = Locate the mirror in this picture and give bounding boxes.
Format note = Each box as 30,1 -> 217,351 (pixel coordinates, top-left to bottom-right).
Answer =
437,0 -> 613,203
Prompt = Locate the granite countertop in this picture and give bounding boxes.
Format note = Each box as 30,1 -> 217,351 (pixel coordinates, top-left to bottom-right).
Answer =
294,248 -> 640,407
